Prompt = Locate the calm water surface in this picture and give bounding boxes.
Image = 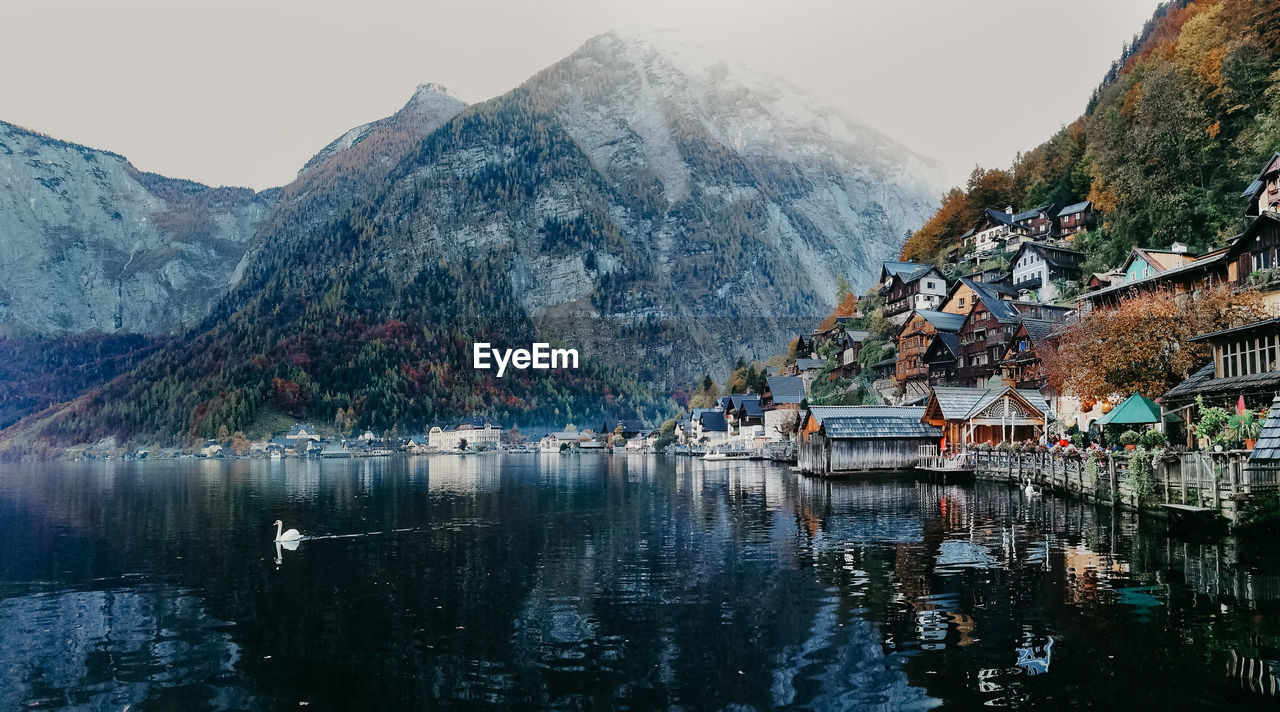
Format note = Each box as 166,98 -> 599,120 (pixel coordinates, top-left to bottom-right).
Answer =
0,455 -> 1277,710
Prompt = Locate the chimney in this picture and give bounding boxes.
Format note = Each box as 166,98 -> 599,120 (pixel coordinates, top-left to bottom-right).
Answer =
1005,206 -> 1014,215
1171,242 -> 1188,254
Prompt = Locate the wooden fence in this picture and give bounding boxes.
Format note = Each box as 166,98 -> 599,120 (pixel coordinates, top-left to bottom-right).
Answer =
964,449 -> 1280,515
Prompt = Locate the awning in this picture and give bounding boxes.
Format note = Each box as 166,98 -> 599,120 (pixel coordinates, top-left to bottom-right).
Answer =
1096,393 -> 1181,426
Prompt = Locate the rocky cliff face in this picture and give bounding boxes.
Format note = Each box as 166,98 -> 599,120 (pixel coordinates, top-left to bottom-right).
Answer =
0,122 -> 275,335
0,84 -> 468,337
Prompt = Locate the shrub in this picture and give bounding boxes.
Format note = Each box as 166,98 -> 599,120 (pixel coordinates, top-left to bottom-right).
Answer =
1140,429 -> 1167,449
1119,430 -> 1140,446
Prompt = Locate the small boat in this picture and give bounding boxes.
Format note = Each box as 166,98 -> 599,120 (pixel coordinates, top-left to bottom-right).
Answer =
701,451 -> 752,461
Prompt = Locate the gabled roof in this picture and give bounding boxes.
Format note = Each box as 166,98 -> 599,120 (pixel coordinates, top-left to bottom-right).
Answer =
924,332 -> 961,362
942,276 -> 1017,313
881,260 -> 923,280
925,386 -> 1050,421
794,358 -> 827,371
1242,153 -> 1280,201
696,410 -> 728,432
766,376 -> 805,404
814,407 -> 941,439
728,394 -> 760,411
966,279 -> 1022,324
844,329 -> 871,343
738,399 -> 764,418
1012,205 -> 1050,223
1010,241 -> 1085,269
1188,317 -> 1280,343
903,264 -> 943,283
1019,318 -> 1060,345
978,207 -> 1020,229
1057,200 -> 1092,217
1121,246 -> 1199,274
898,309 -> 966,337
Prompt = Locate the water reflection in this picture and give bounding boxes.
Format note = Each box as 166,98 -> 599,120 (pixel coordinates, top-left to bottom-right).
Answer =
0,456 -> 1276,709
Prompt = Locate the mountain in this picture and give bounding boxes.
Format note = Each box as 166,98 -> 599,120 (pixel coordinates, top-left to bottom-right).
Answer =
900,0 -> 1280,275
1,31 -> 941,451
229,82 -> 467,286
0,122 -> 275,335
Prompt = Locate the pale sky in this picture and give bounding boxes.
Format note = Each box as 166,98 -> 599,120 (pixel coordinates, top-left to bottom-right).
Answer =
2,0 -> 1164,191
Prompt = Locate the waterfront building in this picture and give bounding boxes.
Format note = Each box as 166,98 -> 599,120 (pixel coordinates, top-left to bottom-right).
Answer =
429,418 -> 502,451
796,406 -> 941,474
921,386 -> 1051,450
1163,317 -> 1280,424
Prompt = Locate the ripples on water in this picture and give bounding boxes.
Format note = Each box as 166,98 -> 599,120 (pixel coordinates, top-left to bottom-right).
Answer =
0,455 -> 1277,710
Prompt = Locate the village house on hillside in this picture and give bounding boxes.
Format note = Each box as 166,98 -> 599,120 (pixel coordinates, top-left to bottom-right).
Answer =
1009,242 -> 1085,303
1077,244 -> 1228,311
1056,200 -> 1095,239
939,277 -> 1018,316
955,282 -> 1071,387
1241,151 -> 1280,218
966,207 -> 1030,258
880,263 -> 947,324
921,332 -> 962,386
1222,212 -> 1280,312
896,310 -> 966,399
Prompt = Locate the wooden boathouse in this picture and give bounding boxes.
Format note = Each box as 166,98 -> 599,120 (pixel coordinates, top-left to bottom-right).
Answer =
798,406 -> 942,475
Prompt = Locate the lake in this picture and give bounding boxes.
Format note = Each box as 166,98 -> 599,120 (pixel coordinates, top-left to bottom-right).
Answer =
0,454 -> 1276,710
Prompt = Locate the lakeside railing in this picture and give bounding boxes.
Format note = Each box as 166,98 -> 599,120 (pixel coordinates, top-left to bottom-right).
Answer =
959,448 -> 1280,511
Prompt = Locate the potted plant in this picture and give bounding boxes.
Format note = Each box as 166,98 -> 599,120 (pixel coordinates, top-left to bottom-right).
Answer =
1195,396 -> 1231,451
1228,410 -> 1263,449
1139,429 -> 1167,449
1119,430 -> 1140,450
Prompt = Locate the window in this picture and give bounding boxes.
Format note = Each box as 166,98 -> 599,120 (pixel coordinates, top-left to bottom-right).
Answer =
1220,334 -> 1280,378
1253,250 -> 1274,272
959,297 -> 965,309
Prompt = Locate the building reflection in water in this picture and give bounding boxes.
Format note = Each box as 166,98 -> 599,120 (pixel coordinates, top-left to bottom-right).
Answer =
0,457 -> 1278,709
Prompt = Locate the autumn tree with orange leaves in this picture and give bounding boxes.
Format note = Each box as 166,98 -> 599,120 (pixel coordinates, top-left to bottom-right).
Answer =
1047,285 -> 1268,402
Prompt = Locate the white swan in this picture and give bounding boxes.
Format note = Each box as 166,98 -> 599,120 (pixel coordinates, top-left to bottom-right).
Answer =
273,519 -> 303,542
1024,479 -> 1041,497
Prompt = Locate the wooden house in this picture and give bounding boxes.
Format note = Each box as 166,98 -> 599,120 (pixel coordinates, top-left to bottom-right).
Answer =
998,318 -> 1060,391
1241,151 -> 1280,218
940,276 -> 1017,316
880,264 -> 947,324
797,406 -> 941,474
1056,200 -> 1095,238
1163,317 -> 1280,417
896,310 -> 966,398
956,281 -> 1070,386
967,207 -> 1029,258
1076,247 -> 1229,312
1008,242 -> 1085,303
921,386 -> 1051,450
922,333 -> 961,386
1012,204 -> 1057,240
1223,212 -> 1280,311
